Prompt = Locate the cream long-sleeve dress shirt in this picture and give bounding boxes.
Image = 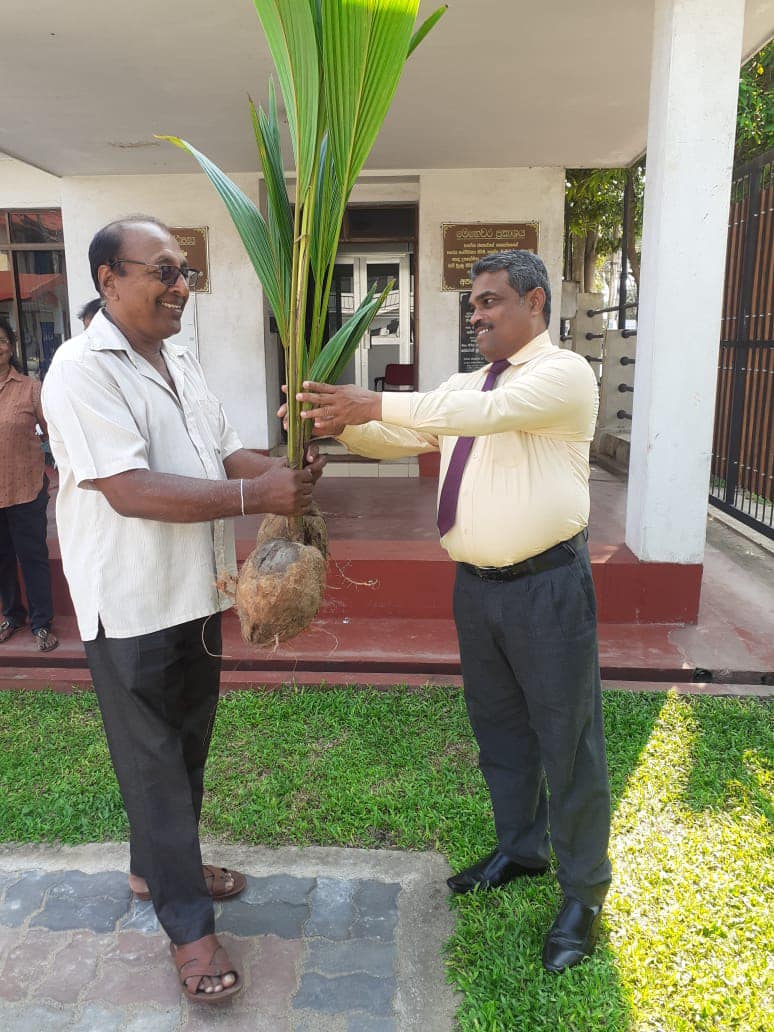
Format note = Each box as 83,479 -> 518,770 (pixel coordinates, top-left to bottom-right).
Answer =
339,330 -> 598,568
41,310 -> 242,640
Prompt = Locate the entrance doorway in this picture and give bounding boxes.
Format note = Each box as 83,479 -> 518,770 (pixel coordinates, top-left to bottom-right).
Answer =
327,252 -> 414,389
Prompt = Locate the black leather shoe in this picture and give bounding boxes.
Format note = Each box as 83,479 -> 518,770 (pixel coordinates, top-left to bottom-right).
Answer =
447,848 -> 549,894
542,898 -> 602,973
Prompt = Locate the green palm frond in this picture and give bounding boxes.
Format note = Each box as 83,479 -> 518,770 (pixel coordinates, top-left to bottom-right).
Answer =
157,135 -> 291,339
408,4 -> 447,57
163,0 -> 446,465
307,279 -> 393,384
322,0 -> 419,195
252,0 -> 319,200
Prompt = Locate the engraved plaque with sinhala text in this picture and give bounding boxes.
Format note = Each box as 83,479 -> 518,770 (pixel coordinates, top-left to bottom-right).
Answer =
169,227 -> 210,292
442,222 -> 539,291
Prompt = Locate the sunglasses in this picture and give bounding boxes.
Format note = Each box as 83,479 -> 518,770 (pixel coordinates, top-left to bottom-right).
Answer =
109,259 -> 201,289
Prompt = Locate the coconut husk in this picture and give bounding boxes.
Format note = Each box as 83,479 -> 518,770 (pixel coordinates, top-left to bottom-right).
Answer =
255,502 -> 329,558
235,537 -> 327,646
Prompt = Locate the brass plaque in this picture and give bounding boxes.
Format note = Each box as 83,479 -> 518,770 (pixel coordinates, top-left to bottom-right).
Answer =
170,227 -> 210,292
442,222 -> 539,291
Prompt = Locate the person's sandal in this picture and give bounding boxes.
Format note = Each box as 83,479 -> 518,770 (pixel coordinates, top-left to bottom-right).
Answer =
0,620 -> 20,644
171,934 -> 242,1004
131,864 -> 246,902
33,628 -> 59,652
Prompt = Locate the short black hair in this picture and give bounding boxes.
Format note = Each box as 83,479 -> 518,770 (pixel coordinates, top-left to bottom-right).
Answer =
470,250 -> 551,325
88,215 -> 171,294
77,297 -> 104,322
0,316 -> 23,372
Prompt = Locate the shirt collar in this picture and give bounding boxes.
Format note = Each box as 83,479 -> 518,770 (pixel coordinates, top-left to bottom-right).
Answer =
86,308 -> 188,361
2,366 -> 25,383
482,328 -> 555,372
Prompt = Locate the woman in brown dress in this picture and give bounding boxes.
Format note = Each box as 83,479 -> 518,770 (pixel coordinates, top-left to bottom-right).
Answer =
0,316 -> 58,651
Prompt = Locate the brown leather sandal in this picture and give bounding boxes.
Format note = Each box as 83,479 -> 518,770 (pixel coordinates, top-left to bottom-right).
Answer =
170,933 -> 242,1004
131,864 -> 246,902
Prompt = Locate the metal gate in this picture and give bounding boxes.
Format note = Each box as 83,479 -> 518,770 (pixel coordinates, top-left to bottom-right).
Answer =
710,150 -> 774,538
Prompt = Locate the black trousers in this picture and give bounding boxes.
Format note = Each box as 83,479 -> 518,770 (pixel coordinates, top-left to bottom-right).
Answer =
0,476 -> 54,633
84,613 -> 222,945
453,539 -> 612,907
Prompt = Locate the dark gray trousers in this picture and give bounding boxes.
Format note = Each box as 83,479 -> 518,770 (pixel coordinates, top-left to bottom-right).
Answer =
84,614 -> 222,945
453,539 -> 611,907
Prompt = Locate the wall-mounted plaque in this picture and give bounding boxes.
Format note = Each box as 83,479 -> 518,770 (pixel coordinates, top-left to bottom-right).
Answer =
458,291 -> 487,373
169,227 -> 210,292
442,222 -> 539,291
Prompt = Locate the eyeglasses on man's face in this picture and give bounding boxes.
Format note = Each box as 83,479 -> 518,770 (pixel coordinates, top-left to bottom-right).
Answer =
109,259 -> 201,289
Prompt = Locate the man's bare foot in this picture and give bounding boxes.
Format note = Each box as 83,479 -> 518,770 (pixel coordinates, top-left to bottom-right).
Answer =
171,934 -> 241,1002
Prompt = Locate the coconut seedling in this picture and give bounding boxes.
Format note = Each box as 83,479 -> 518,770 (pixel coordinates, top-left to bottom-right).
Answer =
160,0 -> 446,646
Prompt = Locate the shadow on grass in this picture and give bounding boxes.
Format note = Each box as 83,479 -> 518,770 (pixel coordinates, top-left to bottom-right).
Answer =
447,879 -> 630,1032
603,690 -> 667,809
681,695 -> 773,824
445,691 -> 665,1032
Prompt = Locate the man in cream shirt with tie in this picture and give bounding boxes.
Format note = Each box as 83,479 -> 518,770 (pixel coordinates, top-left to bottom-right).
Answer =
292,250 -> 611,973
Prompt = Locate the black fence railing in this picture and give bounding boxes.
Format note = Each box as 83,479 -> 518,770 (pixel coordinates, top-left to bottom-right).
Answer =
710,150 -> 774,539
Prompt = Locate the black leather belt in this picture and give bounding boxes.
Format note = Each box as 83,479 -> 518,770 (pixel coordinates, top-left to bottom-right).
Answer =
460,529 -> 588,582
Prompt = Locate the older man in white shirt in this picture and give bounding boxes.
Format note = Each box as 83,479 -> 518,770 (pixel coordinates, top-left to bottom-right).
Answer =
43,215 -> 324,1004
292,250 -> 612,975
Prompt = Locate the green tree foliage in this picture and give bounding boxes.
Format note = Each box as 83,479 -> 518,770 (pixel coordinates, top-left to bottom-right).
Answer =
564,165 -> 645,292
565,41 -> 773,293
735,40 -> 773,163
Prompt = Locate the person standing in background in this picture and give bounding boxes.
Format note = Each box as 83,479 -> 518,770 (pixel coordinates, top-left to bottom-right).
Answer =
0,316 -> 59,652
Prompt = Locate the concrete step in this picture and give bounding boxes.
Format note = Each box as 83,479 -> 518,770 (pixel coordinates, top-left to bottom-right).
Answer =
4,613 -> 772,692
46,537 -> 703,625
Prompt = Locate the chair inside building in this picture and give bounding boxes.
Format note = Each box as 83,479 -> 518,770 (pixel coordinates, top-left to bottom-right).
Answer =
373,363 -> 414,391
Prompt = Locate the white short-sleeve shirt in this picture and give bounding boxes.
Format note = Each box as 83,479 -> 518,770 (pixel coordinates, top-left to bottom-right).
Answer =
41,310 -> 243,640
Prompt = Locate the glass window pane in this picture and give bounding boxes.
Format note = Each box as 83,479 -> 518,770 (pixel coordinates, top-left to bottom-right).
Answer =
0,214 -> 9,246
9,210 -> 64,244
13,250 -> 70,378
0,251 -> 17,341
367,263 -> 401,341
0,248 -> 22,368
327,264 -> 357,385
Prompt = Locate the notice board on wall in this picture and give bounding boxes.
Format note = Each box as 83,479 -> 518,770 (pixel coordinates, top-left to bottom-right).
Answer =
458,291 -> 487,374
442,222 -> 539,291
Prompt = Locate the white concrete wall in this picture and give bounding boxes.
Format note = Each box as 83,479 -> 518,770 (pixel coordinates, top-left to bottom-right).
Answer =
416,168 -> 565,390
3,158 -> 567,443
0,154 -> 62,207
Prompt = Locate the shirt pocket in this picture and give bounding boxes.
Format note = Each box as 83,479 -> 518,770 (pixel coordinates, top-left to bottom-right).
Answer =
486,431 -> 525,468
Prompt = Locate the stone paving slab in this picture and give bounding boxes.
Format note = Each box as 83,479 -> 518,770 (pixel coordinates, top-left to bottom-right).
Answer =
0,842 -> 457,1031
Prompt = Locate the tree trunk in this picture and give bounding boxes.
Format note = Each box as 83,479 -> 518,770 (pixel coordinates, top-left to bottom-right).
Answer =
583,229 -> 598,292
625,170 -> 641,289
571,234 -> 585,286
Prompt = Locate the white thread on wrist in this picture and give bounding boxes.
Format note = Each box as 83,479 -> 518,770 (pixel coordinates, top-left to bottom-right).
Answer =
239,478 -> 245,516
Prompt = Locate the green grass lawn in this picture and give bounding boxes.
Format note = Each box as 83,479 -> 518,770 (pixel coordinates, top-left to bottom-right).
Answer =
0,686 -> 771,1031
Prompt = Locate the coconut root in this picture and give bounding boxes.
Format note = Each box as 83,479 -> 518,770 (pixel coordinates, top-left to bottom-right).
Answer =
236,505 -> 328,647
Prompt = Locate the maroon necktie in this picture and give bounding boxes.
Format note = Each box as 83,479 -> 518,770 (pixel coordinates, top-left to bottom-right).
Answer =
436,358 -> 511,536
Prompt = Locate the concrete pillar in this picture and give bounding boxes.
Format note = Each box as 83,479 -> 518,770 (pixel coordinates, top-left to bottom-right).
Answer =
625,0 -> 745,563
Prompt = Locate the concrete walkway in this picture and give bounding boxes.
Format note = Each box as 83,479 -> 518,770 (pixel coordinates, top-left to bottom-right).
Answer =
0,843 -> 458,1032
